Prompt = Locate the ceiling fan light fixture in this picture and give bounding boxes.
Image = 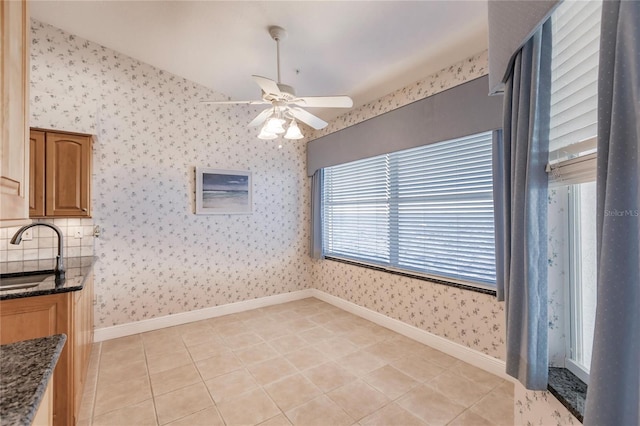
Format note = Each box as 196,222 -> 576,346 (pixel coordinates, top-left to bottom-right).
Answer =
264,117 -> 286,134
284,119 -> 304,140
258,126 -> 278,140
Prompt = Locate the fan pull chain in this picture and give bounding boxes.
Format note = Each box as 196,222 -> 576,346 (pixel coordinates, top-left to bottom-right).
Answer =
276,36 -> 281,84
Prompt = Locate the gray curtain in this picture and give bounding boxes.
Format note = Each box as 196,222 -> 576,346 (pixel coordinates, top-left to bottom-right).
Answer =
584,1 -> 640,424
493,22 -> 552,390
492,130 -> 506,299
309,169 -> 324,259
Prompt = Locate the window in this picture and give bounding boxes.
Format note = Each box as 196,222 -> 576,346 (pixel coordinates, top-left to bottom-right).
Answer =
548,0 -> 601,383
323,131 -> 496,289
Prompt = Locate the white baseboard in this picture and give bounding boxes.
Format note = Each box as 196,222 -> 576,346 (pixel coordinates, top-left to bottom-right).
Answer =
93,289 -> 314,342
94,288 -> 508,381
310,289 -> 510,381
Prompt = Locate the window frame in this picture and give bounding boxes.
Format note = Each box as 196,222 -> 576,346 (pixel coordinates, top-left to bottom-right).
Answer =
565,183 -> 594,385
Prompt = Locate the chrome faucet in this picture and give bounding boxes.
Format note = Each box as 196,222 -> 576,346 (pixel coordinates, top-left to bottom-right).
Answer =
11,223 -> 65,280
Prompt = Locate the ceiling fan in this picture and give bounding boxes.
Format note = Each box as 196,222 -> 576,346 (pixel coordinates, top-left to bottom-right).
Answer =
201,26 -> 353,140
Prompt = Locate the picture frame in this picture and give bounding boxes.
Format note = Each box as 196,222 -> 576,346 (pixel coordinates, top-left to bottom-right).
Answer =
195,168 -> 252,214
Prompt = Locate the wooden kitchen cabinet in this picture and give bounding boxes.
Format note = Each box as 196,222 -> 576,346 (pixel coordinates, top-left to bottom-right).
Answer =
30,129 -> 93,218
0,293 -> 68,345
0,0 -> 30,226
33,381 -> 54,426
72,274 -> 94,417
0,274 -> 95,426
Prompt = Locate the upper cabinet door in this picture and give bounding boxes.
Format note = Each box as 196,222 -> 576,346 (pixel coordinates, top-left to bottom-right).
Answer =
45,132 -> 92,217
0,0 -> 30,226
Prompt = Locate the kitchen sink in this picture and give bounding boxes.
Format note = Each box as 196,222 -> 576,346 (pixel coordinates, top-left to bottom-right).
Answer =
0,272 -> 54,291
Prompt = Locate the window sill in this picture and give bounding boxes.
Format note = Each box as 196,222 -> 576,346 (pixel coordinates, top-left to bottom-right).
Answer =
548,367 -> 587,423
324,256 -> 497,296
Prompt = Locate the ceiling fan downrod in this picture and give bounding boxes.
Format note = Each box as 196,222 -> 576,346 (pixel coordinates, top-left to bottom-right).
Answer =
268,26 -> 287,84
200,24 -> 351,136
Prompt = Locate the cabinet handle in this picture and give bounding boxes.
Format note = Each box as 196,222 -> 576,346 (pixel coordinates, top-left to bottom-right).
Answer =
82,208 -> 88,212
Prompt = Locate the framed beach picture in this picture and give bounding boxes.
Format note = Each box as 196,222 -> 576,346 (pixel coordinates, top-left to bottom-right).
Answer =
195,168 -> 252,214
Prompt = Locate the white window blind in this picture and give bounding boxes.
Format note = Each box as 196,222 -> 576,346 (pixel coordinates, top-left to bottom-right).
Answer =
547,0 -> 601,185
323,132 -> 496,287
548,0 -> 601,166
323,155 -> 390,264
549,0 -> 601,153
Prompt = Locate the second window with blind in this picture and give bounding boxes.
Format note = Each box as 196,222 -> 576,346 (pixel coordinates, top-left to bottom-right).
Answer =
547,0 -> 601,384
322,131 -> 496,290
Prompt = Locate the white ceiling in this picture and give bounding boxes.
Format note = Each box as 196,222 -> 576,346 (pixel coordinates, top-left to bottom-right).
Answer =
30,1 -> 489,121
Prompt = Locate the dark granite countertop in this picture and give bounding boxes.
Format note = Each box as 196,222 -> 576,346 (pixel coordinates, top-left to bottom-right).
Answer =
0,335 -> 67,426
0,256 -> 96,300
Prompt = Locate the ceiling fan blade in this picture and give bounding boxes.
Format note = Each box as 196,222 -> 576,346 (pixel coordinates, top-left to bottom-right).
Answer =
200,100 -> 268,105
292,95 -> 353,108
252,75 -> 282,95
248,108 -> 273,127
289,107 -> 328,130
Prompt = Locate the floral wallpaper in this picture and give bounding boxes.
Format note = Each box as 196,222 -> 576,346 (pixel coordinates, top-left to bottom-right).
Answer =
308,51 -> 507,361
29,20 -> 313,328
313,259 -> 506,359
515,383 -> 579,426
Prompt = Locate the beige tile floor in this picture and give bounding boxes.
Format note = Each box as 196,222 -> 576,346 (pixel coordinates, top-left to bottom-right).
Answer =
78,298 -> 514,426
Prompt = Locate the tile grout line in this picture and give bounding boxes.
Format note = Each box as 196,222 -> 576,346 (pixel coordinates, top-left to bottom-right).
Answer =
181,321 -> 229,426
140,333 -> 161,426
